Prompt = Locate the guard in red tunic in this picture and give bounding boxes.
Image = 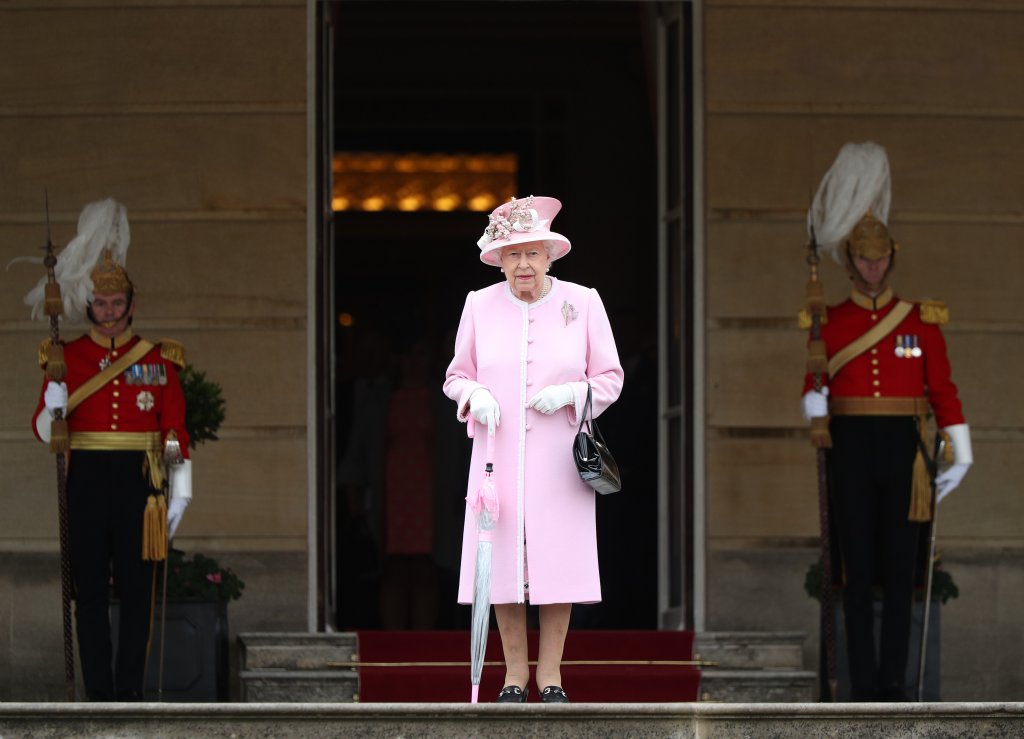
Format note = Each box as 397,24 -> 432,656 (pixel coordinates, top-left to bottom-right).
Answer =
801,143 -> 972,701
28,199 -> 192,701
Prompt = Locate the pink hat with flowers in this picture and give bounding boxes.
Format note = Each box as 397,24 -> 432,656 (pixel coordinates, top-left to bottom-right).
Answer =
476,195 -> 571,266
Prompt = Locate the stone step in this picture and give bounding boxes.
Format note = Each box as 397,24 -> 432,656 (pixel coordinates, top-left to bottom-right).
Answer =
239,632 -> 357,671
239,670 -> 357,703
3,702 -> 1024,738
700,668 -> 818,703
695,631 -> 807,670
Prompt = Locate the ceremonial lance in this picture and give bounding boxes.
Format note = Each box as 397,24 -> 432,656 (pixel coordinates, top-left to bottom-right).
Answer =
804,226 -> 838,702
39,195 -> 77,701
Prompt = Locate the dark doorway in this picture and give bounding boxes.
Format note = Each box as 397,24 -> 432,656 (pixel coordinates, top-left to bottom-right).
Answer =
329,1 -> 659,632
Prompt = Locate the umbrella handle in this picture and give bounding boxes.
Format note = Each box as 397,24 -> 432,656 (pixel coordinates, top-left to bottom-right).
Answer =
486,426 -> 495,464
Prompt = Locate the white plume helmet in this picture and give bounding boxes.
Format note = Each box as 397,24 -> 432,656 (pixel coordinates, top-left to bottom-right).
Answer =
808,142 -> 891,264
23,198 -> 131,323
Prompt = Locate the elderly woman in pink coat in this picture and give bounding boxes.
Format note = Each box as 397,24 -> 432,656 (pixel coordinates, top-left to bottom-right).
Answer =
444,195 -> 624,703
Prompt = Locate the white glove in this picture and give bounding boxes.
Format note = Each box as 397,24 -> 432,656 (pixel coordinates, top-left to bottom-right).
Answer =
36,382 -> 69,442
44,381 -> 68,415
527,384 -> 575,415
167,496 -> 190,540
935,424 -> 973,503
801,387 -> 829,420
469,389 -> 500,434
935,463 -> 969,504
167,459 -> 193,539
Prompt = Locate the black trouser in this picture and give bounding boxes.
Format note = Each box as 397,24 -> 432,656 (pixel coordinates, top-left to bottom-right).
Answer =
67,450 -> 155,701
828,415 -> 922,701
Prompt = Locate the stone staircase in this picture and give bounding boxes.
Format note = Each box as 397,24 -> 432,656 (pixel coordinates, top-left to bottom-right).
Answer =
695,631 -> 817,702
237,630 -> 815,704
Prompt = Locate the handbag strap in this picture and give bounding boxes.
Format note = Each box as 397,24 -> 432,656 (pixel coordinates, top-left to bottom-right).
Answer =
577,384 -> 608,445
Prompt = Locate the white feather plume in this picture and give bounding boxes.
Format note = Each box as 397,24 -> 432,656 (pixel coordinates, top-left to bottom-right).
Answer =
808,142 -> 891,264
23,198 -> 131,323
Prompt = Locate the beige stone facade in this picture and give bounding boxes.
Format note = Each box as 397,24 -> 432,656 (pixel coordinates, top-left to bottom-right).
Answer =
1,0 -> 1021,701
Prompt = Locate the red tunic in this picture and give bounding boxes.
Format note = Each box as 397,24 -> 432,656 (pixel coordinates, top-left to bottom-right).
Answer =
802,289 -> 964,428
33,329 -> 190,456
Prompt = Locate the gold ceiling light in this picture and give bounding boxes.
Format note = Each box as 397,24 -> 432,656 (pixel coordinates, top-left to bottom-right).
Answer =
332,152 -> 517,212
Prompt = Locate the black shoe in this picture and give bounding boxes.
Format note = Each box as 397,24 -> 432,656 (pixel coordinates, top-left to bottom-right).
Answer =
496,685 -> 528,703
540,685 -> 569,703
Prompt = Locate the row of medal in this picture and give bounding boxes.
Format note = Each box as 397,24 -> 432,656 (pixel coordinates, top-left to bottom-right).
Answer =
894,334 -> 923,358
123,363 -> 169,386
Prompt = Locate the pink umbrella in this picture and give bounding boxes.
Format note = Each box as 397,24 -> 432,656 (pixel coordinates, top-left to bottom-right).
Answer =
466,429 -> 499,703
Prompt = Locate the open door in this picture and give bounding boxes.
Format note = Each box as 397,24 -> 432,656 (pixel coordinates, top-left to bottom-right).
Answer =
312,0 -> 340,631
656,1 -> 703,631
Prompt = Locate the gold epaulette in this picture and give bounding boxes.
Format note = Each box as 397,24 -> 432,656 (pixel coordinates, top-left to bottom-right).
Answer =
37,338 -> 52,369
159,339 -> 186,368
919,300 -> 949,326
797,307 -> 828,331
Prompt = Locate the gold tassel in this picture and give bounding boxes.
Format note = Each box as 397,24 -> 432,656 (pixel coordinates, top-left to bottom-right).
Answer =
142,450 -> 165,490
809,416 -> 832,449
806,339 -> 828,375
908,417 -> 932,522
44,282 -> 63,317
49,419 -> 70,454
142,494 -> 168,562
45,343 -> 67,382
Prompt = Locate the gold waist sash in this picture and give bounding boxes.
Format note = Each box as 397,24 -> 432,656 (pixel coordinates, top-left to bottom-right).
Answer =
69,431 -> 164,489
830,396 -> 929,417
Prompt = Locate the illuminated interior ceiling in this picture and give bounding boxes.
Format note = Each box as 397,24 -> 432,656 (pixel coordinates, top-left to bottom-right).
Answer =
332,152 -> 517,212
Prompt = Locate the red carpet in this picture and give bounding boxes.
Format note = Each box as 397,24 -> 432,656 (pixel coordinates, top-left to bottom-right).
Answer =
355,630 -> 700,703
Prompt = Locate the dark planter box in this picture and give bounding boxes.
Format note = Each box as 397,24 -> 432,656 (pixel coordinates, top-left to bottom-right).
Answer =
111,599 -> 229,701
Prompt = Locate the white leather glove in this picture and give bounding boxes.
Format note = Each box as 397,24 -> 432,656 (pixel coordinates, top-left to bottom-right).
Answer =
44,381 -> 68,415
527,384 -> 575,415
935,464 -> 969,504
167,459 -> 193,539
935,423 -> 973,503
801,387 -> 829,420
36,381 -> 69,442
469,389 -> 500,434
167,496 -> 190,540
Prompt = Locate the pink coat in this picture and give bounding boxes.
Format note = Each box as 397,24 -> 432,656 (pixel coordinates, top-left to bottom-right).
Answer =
444,277 -> 624,605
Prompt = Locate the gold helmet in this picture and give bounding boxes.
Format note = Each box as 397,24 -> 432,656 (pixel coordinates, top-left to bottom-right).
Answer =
846,210 -> 896,262
90,249 -> 133,295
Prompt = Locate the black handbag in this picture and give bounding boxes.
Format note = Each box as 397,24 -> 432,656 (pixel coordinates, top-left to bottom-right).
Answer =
572,385 -> 622,494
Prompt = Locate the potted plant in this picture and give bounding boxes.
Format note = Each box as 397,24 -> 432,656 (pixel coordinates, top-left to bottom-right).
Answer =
140,550 -> 245,701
